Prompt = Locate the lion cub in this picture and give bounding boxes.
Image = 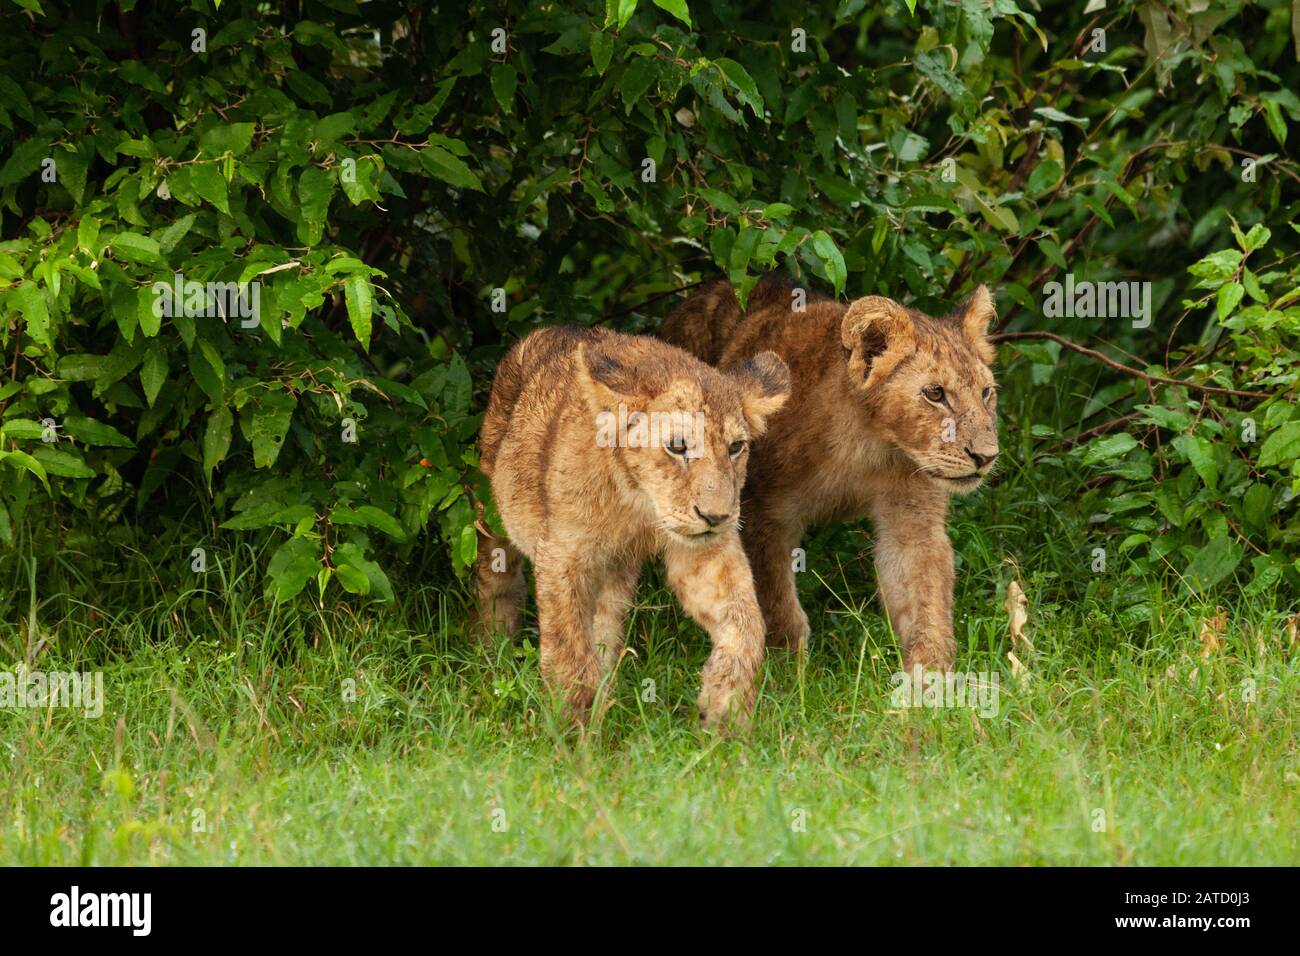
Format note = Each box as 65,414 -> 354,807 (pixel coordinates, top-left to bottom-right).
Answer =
473,326 -> 790,728
662,277 -> 999,673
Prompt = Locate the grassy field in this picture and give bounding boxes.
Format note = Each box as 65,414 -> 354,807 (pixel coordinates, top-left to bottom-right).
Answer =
2,445 -> 1296,866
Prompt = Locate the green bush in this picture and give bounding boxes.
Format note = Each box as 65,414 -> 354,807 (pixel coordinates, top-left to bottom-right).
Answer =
0,0 -> 1296,608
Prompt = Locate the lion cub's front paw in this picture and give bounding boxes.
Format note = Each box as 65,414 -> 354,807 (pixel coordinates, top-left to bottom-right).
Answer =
697,663 -> 754,733
903,637 -> 957,673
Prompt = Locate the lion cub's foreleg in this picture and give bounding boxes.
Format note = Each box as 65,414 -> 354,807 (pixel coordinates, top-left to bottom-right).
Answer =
742,512 -> 810,652
868,494 -> 957,672
664,533 -> 766,730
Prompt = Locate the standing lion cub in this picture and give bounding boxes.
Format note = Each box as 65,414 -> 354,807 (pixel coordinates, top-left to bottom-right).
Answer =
473,325 -> 790,728
662,276 -> 999,673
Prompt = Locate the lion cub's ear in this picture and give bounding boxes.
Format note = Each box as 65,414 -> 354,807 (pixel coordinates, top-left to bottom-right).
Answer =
840,297 -> 915,390
576,343 -> 633,410
730,350 -> 791,435
961,285 -> 997,364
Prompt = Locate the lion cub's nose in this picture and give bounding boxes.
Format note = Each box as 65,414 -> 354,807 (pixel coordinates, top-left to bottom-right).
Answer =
694,506 -> 730,528
965,447 -> 998,470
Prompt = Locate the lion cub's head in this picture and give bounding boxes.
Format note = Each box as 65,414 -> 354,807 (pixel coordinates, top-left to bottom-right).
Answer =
579,339 -> 790,540
841,286 -> 1000,493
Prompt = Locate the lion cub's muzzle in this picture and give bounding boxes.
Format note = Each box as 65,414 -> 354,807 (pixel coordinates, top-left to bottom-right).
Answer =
689,504 -> 736,534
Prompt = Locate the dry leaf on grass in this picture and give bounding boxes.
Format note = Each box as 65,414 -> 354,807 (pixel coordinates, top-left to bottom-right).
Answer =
1008,650 -> 1030,686
1199,608 -> 1227,660
1004,579 -> 1031,685
1004,579 -> 1032,656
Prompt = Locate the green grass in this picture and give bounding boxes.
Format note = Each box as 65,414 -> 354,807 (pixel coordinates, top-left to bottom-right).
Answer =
1,368 -> 1297,865
1,498 -> 1296,865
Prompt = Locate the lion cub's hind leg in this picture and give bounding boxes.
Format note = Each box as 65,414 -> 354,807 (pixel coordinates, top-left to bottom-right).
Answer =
591,557 -> 640,675
534,552 -> 607,727
469,529 -> 528,644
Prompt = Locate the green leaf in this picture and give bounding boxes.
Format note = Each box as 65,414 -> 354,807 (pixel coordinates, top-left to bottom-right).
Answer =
156,214 -> 196,256
297,166 -> 336,245
330,504 -> 407,541
220,502 -> 314,531
419,146 -> 484,191
140,346 -> 167,407
137,285 -> 162,338
699,188 -> 740,215
1082,433 -> 1139,465
1216,281 -> 1244,321
1262,98 -> 1287,146
1242,223 -> 1271,251
616,0 -> 638,29
1184,534 -> 1242,593
1026,160 -> 1063,197
1174,435 -> 1217,492
0,136 -> 49,186
334,560 -> 371,595
77,217 -> 101,256
810,230 -> 846,295
1134,403 -> 1191,432
344,275 -> 373,350
0,449 -> 51,489
30,447 -> 92,479
458,522 -> 478,568
620,57 -> 658,113
0,419 -> 45,440
110,232 -> 161,264
1242,483 -> 1272,529
590,30 -> 615,75
490,64 -> 518,114
442,352 -> 473,424
199,122 -> 256,157
1258,421 -> 1300,469
265,537 -> 320,601
203,406 -> 233,481
716,58 -> 762,117
651,0 -> 691,26
190,162 -> 231,214
58,354 -> 108,382
64,416 -> 134,448
333,542 -> 394,601
190,343 -> 225,406
9,282 -> 51,348
251,392 -> 297,469
1034,106 -> 1088,127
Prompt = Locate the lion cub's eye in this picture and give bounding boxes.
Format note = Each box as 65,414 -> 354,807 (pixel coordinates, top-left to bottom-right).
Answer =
982,386 -> 994,403
728,440 -> 747,457
922,385 -> 946,404
664,436 -> 690,457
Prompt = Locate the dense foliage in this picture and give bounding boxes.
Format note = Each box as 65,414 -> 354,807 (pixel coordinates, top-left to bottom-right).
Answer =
0,0 -> 1297,611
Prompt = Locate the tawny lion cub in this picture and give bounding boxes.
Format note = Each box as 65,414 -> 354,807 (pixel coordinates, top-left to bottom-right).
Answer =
473,326 -> 790,728
662,277 -> 999,674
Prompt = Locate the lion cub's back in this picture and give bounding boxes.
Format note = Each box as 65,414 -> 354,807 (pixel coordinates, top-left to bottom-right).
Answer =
480,326 -> 607,476
481,325 -> 618,552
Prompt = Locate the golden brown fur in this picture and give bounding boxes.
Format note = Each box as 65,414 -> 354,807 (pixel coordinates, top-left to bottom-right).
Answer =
661,276 -> 999,672
473,325 -> 790,728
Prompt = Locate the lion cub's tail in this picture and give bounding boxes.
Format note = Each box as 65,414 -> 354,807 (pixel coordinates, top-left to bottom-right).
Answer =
660,278 -> 745,365
661,275 -> 815,365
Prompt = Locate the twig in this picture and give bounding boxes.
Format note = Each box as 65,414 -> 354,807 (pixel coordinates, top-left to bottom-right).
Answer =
1047,412 -> 1142,451
991,331 -> 1270,399
602,279 -> 707,321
